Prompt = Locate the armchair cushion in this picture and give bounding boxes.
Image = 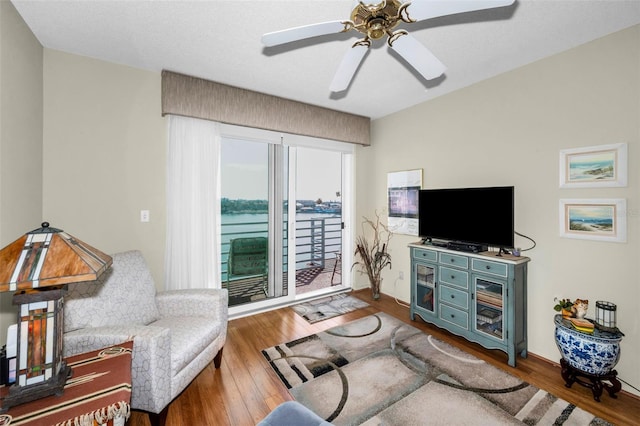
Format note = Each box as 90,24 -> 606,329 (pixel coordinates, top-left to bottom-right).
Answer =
152,316 -> 223,377
65,250 -> 160,331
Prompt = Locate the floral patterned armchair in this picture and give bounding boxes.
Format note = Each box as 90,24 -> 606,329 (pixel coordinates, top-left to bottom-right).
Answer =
63,250 -> 228,426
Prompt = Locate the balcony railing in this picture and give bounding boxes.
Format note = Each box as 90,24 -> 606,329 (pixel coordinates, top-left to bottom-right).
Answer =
221,216 -> 342,282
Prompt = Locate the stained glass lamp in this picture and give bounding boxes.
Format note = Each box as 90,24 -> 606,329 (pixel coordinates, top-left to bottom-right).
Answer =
595,301 -> 618,332
0,223 -> 112,411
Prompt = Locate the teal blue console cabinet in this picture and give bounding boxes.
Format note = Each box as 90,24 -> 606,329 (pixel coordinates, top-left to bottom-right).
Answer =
409,243 -> 530,367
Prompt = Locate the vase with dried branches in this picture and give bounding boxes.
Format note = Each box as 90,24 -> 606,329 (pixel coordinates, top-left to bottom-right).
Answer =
352,212 -> 392,300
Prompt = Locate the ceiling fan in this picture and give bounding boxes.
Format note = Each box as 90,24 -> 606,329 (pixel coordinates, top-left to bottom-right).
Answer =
261,0 -> 516,92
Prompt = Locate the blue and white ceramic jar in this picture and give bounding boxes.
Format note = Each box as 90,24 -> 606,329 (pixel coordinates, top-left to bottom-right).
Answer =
554,315 -> 622,376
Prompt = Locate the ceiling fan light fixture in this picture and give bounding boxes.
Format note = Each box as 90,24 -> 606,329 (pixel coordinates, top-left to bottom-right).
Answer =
351,0 -> 403,38
367,19 -> 387,39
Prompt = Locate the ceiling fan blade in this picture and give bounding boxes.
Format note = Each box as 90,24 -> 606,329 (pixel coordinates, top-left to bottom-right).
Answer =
406,0 -> 515,22
389,33 -> 446,80
330,43 -> 369,92
262,20 -> 349,47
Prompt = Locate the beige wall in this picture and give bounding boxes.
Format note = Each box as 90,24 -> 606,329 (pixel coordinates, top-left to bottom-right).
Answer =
0,1 -> 43,344
42,50 -> 167,286
356,25 -> 639,395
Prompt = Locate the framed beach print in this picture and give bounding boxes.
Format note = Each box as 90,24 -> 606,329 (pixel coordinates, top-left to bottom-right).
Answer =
559,143 -> 627,188
559,199 -> 626,243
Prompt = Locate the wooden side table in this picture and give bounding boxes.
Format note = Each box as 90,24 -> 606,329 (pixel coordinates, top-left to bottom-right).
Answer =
559,358 -> 622,402
554,315 -> 623,402
1,341 -> 132,425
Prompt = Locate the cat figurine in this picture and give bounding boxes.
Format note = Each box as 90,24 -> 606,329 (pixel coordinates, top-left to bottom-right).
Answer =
571,299 -> 589,319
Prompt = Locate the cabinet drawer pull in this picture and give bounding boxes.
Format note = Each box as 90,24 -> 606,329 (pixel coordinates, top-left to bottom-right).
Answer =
451,275 -> 455,279
486,265 -> 491,270
450,314 -> 455,318
450,294 -> 455,299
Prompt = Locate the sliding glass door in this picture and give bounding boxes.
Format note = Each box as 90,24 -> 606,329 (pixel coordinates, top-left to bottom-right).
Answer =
220,125 -> 353,314
294,147 -> 344,295
220,135 -> 288,307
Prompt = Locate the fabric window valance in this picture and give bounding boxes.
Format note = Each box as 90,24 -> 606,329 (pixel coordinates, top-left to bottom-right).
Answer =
161,70 -> 370,146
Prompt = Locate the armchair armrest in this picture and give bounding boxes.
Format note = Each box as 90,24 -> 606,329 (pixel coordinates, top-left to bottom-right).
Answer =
64,325 -> 173,413
155,288 -> 228,322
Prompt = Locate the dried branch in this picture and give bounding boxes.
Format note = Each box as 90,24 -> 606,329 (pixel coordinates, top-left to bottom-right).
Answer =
352,211 -> 392,292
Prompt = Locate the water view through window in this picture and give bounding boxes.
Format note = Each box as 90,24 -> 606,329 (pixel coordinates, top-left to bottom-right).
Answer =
221,138 -> 344,307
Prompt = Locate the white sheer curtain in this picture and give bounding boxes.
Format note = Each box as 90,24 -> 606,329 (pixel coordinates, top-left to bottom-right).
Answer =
165,115 -> 221,290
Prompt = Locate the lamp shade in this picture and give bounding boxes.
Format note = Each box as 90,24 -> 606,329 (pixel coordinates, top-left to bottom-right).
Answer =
0,222 -> 112,293
595,300 -> 617,331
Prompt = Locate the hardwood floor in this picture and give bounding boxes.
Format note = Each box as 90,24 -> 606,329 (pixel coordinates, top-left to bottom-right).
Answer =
128,290 -> 640,426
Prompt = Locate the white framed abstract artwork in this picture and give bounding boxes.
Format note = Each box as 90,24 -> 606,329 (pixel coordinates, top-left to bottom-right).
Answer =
387,169 -> 422,236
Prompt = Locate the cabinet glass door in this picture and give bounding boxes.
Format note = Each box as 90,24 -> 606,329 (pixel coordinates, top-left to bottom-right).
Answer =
415,263 -> 436,313
474,278 -> 504,340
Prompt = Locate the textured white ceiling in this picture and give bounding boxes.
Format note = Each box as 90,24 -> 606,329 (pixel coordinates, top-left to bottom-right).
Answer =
11,0 -> 640,119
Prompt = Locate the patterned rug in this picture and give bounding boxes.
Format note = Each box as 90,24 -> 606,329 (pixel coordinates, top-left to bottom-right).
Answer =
291,294 -> 369,324
262,313 -> 612,425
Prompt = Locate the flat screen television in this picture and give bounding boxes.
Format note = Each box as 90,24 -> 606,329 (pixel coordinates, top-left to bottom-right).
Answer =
418,186 -> 514,249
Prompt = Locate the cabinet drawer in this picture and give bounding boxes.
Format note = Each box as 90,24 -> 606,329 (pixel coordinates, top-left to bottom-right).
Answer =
472,259 -> 508,278
440,304 -> 468,330
439,285 -> 468,310
413,248 -> 437,262
439,253 -> 469,269
439,266 -> 468,289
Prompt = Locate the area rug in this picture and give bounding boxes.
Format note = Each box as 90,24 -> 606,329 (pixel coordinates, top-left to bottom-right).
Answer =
262,313 -> 612,425
291,294 -> 369,324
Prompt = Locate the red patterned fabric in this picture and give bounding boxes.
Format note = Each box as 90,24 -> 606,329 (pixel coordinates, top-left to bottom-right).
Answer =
1,341 -> 132,425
